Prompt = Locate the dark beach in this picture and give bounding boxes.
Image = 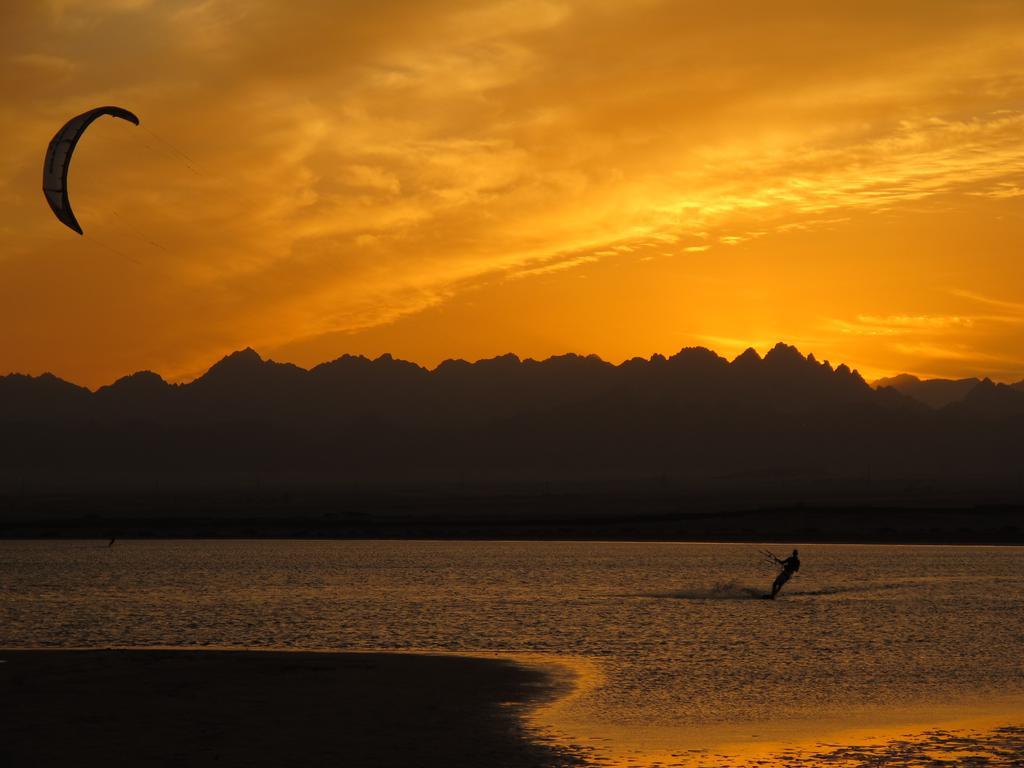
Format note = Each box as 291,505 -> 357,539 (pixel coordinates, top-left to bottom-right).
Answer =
0,650 -> 586,768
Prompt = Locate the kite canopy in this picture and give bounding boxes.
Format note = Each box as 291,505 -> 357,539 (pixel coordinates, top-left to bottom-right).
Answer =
42,106 -> 140,235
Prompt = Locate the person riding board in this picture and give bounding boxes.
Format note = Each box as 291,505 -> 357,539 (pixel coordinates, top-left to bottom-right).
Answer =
769,549 -> 800,599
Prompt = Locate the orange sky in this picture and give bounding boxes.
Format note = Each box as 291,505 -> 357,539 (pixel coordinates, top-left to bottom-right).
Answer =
2,1 -> 1023,388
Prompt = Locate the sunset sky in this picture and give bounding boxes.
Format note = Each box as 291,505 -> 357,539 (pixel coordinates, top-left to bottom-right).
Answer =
2,0 -> 1023,388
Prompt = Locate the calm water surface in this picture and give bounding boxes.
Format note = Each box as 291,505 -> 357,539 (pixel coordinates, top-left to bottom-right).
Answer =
2,541 -> 1023,760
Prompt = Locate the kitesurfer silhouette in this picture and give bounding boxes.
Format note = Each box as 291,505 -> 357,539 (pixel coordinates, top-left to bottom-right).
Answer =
769,549 -> 800,599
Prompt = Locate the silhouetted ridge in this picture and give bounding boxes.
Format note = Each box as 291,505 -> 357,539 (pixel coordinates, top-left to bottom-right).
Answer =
667,347 -> 728,368
94,371 -> 174,419
103,370 -> 168,391
197,348 -> 267,381
763,342 -> 805,366
947,378 -> 1024,418
873,373 -> 982,409
0,371 -> 91,420
875,373 -> 920,388
1,342 -> 1022,495
732,347 -> 762,367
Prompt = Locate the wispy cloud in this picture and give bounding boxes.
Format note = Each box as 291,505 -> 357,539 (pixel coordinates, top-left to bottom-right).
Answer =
949,289 -> 1024,314
9,53 -> 77,76
830,315 -> 979,336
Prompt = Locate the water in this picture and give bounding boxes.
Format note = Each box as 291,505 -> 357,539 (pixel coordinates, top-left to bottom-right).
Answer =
2,541 -> 1023,762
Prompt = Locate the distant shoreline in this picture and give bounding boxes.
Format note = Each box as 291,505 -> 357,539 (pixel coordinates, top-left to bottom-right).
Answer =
2,491 -> 1022,543
0,649 -> 587,768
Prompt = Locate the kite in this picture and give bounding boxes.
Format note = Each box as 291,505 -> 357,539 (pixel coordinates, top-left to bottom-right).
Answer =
42,106 -> 140,235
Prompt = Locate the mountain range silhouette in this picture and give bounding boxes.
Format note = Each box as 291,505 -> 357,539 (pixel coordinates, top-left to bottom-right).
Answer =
872,372 -> 1024,409
2,343 -> 1024,510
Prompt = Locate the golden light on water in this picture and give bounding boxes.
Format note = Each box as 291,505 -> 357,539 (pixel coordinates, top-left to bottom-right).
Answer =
2,1 -> 1024,386
533,653 -> 1024,768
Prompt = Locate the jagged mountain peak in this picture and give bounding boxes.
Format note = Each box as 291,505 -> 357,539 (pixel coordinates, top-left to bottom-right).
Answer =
112,370 -> 166,386
764,342 -> 804,363
97,370 -> 169,395
214,347 -> 263,367
875,373 -> 922,387
667,346 -> 727,366
873,373 -> 984,409
732,347 -> 762,366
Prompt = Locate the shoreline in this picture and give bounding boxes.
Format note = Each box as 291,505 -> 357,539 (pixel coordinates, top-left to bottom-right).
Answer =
533,663 -> 1024,767
539,696 -> 1024,767
0,649 -> 590,768
2,493 -> 1022,544
3,649 -> 1022,767
6,537 -> 1024,546
3,514 -> 1023,545
527,655 -> 1024,767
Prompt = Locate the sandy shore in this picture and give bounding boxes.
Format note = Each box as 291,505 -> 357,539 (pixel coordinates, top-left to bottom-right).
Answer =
0,649 -> 589,768
536,693 -> 1024,768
